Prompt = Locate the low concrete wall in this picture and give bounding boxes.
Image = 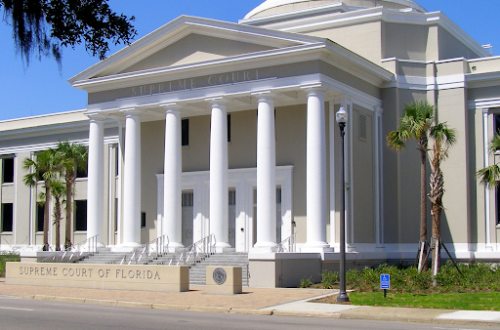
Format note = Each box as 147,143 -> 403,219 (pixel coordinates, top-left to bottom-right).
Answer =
6,263 -> 189,292
206,266 -> 242,295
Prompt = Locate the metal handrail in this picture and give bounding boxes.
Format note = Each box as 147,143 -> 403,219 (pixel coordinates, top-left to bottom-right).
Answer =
164,234 -> 216,267
270,232 -> 297,253
117,234 -> 169,265
41,235 -> 98,263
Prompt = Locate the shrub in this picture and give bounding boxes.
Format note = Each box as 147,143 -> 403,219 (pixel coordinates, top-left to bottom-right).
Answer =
0,252 -> 20,277
299,276 -> 313,288
322,270 -> 339,289
320,261 -> 500,294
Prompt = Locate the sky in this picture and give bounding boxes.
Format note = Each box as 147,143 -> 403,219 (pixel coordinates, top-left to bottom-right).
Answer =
0,0 -> 499,121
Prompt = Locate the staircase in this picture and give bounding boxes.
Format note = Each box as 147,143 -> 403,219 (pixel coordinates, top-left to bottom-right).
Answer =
77,248 -> 130,264
77,249 -> 249,286
188,252 -> 249,286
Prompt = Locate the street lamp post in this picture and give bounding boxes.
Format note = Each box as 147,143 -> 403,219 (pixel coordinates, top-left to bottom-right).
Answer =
336,106 -> 350,303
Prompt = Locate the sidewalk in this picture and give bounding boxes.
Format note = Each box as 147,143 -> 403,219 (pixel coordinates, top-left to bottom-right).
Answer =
1,278 -> 499,327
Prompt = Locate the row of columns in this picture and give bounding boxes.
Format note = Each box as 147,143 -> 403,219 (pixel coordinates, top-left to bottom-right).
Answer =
87,88 -> 334,252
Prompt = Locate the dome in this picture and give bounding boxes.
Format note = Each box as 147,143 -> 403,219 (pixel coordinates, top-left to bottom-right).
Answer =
244,0 -> 426,19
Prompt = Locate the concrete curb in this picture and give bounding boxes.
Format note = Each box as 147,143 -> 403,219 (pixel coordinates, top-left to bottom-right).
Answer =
21,294 -> 500,326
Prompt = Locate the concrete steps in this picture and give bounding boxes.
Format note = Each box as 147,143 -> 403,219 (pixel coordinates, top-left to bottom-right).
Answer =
188,253 -> 249,286
77,249 -> 249,286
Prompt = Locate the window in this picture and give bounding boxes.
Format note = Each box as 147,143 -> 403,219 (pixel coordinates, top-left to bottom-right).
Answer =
227,114 -> 231,143
2,158 -> 14,183
75,200 -> 87,231
141,212 -> 146,228
1,203 -> 13,232
76,163 -> 88,178
115,198 -> 119,232
36,204 -> 45,232
182,119 -> 189,146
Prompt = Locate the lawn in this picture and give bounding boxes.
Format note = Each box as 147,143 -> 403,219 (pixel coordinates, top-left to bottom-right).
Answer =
311,262 -> 500,310
349,292 -> 500,311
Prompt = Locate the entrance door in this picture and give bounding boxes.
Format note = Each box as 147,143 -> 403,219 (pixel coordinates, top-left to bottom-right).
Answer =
182,191 -> 194,247
251,187 -> 283,247
228,189 -> 236,247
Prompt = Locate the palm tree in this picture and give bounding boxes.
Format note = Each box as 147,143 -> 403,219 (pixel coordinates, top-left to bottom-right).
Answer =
38,181 -> 66,252
428,123 -> 457,282
56,141 -> 88,250
387,101 -> 434,272
23,149 -> 63,251
477,132 -> 500,188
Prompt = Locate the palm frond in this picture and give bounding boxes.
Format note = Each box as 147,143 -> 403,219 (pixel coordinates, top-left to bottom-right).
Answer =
430,122 -> 457,147
387,130 -> 406,150
477,164 -> 500,189
488,132 -> 500,155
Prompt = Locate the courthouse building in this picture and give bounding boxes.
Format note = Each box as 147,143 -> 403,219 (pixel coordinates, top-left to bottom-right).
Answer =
1,0 -> 500,286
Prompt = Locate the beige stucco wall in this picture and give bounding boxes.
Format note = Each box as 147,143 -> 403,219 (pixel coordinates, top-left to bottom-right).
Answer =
351,106 -> 375,243
381,87 -> 428,244
307,22 -> 382,64
119,34 -> 274,75
382,23 -> 429,61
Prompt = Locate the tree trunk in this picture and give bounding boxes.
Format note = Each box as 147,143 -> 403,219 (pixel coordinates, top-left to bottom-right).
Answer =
65,178 -> 74,250
55,197 -> 61,252
429,143 -> 444,284
419,145 -> 427,242
417,138 -> 428,273
43,186 -> 51,251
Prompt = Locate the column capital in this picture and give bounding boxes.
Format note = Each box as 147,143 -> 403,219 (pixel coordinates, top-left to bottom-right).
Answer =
374,106 -> 383,115
159,103 -> 181,113
85,112 -> 107,121
251,90 -> 275,99
205,96 -> 227,106
482,108 -> 490,115
120,108 -> 142,117
301,84 -> 326,95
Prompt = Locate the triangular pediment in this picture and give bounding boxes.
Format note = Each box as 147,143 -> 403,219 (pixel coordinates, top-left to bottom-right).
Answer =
69,16 -> 325,85
118,33 -> 274,74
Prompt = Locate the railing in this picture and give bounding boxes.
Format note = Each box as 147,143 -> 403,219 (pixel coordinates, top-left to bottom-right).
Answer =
163,234 -> 216,267
41,235 -> 98,263
117,235 -> 169,265
270,232 -> 297,253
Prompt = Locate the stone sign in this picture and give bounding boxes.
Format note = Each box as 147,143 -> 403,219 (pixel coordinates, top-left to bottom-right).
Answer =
6,263 -> 189,292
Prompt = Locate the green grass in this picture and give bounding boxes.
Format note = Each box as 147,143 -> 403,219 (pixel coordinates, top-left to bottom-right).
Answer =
321,262 -> 500,294
0,252 -> 20,277
350,292 -> 500,311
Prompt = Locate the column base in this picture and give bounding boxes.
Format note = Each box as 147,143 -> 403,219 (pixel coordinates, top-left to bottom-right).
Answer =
214,242 -> 234,253
301,242 -> 333,253
251,242 -> 277,253
167,242 -> 185,253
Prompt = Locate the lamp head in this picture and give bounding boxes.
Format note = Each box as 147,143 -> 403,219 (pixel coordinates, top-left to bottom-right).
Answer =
336,106 -> 348,124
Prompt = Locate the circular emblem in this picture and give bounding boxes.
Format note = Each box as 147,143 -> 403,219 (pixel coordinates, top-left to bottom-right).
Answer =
213,268 -> 227,285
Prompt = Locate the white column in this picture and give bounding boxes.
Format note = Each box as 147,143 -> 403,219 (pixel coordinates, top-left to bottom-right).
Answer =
304,89 -> 330,251
328,101 -> 337,249
163,104 -> 183,251
87,114 -> 105,247
483,108 -> 492,248
341,97 -> 354,246
254,93 -> 276,250
209,99 -> 231,252
122,110 -> 142,247
374,106 -> 384,247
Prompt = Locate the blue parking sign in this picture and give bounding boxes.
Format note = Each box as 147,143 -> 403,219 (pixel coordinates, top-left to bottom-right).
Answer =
380,274 -> 390,290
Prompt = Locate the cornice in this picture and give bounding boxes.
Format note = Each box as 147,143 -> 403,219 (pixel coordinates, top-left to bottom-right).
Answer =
466,72 -> 500,89
72,42 -> 392,95
254,6 -> 488,59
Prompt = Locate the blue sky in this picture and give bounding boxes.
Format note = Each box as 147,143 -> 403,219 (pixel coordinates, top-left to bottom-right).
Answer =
1,0 -> 499,121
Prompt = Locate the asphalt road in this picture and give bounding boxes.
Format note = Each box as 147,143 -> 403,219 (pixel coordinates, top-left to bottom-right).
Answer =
0,295 -> 497,330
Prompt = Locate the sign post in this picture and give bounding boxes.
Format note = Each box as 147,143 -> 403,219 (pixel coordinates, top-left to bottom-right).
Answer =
380,274 -> 390,298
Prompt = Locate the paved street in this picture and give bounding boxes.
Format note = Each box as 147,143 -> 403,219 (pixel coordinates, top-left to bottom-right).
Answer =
1,296 -> 498,330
